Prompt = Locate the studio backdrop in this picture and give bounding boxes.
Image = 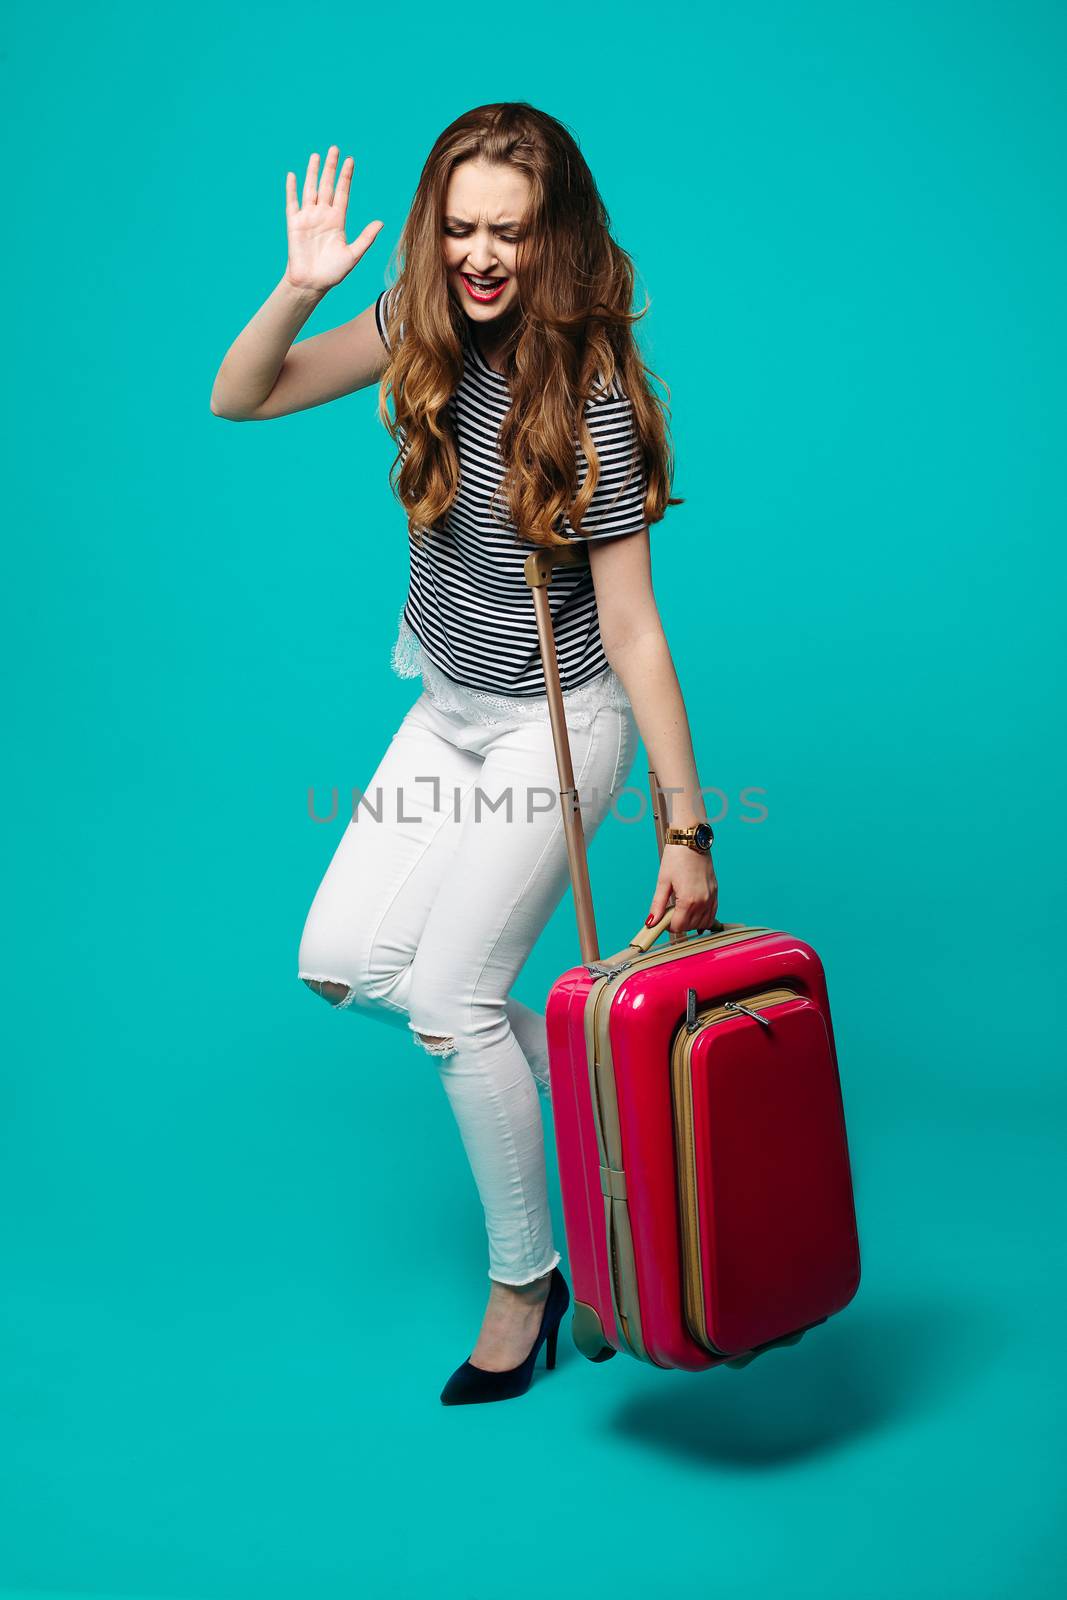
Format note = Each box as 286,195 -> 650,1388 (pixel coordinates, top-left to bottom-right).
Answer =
3,3 -> 1065,1598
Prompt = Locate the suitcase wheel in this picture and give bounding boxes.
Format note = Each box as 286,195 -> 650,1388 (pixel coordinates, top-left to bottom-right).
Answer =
571,1300 -> 618,1362
724,1323 -> 813,1370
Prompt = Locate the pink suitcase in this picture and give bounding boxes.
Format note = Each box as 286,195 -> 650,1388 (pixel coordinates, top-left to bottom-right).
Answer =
525,546 -> 862,1370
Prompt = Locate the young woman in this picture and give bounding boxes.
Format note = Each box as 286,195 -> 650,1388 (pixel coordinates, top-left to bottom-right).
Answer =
210,103 -> 718,1405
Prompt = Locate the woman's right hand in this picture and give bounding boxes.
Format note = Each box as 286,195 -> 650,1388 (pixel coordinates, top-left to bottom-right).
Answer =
284,146 -> 384,295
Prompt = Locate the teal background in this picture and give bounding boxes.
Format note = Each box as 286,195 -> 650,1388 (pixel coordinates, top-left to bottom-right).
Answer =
3,1 -> 1065,1596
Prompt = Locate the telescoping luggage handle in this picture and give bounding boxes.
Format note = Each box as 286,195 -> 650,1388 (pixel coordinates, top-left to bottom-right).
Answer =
523,545 -> 724,968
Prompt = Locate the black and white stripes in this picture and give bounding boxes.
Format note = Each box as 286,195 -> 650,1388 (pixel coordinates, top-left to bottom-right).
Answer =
374,286 -> 649,697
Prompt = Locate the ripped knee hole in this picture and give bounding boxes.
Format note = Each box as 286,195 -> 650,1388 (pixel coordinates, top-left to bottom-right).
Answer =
413,1031 -> 457,1057
302,978 -> 353,1006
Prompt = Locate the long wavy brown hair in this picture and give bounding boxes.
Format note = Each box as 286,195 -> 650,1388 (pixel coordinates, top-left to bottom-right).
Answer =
376,102 -> 682,549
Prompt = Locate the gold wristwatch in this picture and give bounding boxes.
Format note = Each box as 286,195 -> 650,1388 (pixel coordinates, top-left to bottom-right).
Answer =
663,822 -> 715,854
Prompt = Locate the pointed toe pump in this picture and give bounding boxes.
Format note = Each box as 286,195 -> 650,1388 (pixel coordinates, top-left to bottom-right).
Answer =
440,1267 -> 571,1406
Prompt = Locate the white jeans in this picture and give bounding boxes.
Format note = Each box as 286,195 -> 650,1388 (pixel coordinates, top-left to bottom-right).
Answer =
297,665 -> 639,1285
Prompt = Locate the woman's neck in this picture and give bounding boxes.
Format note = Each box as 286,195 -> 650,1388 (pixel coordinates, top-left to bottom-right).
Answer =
469,309 -> 520,375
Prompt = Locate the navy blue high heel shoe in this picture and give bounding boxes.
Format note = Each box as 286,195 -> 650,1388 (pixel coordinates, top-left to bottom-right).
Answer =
440,1266 -> 571,1405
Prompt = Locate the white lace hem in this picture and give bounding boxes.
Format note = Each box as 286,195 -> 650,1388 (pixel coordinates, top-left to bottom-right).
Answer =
389,612 -> 629,728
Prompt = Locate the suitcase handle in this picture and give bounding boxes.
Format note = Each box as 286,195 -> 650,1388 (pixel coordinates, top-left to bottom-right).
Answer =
524,545 -> 718,966
590,908 -> 742,973
628,907 -> 726,952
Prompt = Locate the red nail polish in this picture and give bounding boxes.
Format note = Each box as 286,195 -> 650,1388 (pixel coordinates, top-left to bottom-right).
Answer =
645,914 -> 655,926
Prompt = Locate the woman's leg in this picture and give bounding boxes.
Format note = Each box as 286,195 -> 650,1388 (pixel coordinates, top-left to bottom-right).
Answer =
403,698 -> 638,1362
298,686 -> 639,1367
297,693 -> 484,1017
297,694 -> 562,1068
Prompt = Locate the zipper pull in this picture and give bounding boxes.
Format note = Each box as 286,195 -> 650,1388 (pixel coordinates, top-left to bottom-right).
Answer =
685,987 -> 699,1032
723,998 -> 773,1029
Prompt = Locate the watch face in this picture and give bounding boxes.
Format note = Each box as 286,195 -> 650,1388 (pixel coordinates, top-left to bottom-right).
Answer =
694,822 -> 714,851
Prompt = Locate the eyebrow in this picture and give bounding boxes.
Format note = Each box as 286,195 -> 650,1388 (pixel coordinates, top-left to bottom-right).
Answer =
443,215 -> 522,228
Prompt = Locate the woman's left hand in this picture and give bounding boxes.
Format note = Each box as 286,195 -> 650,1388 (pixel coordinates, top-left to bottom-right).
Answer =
646,844 -> 719,935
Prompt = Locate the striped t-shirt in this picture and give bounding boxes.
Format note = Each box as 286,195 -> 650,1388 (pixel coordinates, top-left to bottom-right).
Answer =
374,286 -> 649,698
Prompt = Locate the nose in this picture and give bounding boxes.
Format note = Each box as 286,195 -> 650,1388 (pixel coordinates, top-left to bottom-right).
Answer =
464,229 -> 498,275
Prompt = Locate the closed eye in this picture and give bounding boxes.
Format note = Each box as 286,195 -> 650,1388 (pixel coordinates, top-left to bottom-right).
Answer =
444,225 -> 521,243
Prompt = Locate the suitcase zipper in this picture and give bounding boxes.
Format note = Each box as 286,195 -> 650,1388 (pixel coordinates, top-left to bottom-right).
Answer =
672,987 -> 800,1354
686,990 -> 777,1031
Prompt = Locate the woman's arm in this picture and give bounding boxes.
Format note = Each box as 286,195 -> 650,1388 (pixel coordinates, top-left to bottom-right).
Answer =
588,530 -> 720,934
210,145 -> 387,421
209,283 -> 387,420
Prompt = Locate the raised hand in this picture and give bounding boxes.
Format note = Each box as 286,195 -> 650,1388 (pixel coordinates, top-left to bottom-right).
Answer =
284,146 -> 384,294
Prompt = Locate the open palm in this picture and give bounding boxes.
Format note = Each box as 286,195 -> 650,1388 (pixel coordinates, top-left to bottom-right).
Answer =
285,146 -> 384,294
